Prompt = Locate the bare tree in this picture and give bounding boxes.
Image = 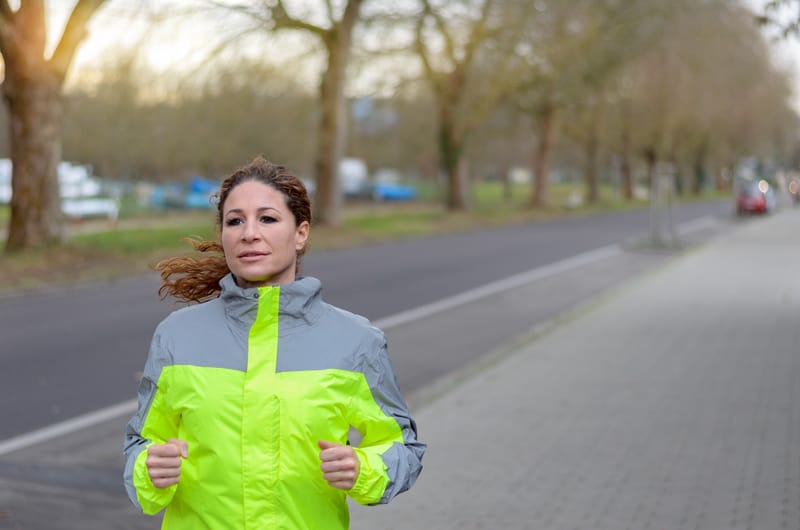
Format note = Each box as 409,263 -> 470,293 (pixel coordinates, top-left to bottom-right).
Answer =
1,0 -> 107,252
192,0 -> 364,226
517,0 -> 671,207
620,0 -> 794,193
275,1 -> 363,226
413,0 -> 526,211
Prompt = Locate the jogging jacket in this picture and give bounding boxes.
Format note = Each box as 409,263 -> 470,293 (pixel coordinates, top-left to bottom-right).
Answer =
123,274 -> 425,529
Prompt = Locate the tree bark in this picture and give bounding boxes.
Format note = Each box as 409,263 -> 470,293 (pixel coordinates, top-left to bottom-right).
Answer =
4,76 -> 64,251
438,85 -> 467,211
531,103 -> 556,208
312,0 -> 361,226
499,161 -> 512,203
584,120 -> 599,204
313,41 -> 347,226
620,128 -> 633,201
1,0 -> 106,252
692,145 -> 707,194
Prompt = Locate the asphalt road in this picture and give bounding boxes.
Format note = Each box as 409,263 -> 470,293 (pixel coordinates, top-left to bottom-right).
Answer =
0,200 -> 734,441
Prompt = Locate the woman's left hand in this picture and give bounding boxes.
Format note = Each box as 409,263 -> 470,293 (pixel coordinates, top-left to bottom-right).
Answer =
318,440 -> 361,490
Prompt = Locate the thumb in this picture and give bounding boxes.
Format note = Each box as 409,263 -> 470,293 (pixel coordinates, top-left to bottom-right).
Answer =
318,440 -> 338,450
168,438 -> 189,458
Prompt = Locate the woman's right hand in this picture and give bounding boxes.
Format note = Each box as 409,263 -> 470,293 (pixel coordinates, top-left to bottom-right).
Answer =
146,438 -> 189,488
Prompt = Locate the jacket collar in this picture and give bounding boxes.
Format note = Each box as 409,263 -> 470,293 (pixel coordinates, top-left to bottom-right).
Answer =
219,273 -> 324,327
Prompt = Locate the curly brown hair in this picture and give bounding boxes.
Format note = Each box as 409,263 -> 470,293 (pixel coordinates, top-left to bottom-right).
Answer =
155,156 -> 311,303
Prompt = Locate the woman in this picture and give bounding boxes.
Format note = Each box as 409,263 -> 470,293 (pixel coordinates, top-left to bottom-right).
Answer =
123,156 -> 425,529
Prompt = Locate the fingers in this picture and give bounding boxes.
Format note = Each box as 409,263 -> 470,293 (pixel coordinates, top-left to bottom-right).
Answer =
318,440 -> 360,490
318,440 -> 337,450
146,439 -> 189,489
167,438 -> 189,458
318,442 -> 352,462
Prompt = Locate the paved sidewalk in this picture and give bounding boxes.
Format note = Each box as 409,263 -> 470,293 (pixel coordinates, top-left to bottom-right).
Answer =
350,208 -> 800,530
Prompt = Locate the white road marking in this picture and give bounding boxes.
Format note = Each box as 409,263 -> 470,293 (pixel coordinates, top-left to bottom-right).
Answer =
374,244 -> 622,330
0,399 -> 137,457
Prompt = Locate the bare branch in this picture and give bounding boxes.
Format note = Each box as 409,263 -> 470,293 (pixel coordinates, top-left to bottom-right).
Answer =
421,0 -> 457,66
338,0 -> 363,37
49,0 -> 107,78
199,0 -> 270,25
10,0 -> 45,60
415,12 -> 443,97
180,23 -> 266,81
0,0 -> 13,53
462,0 -> 494,70
462,54 -> 524,133
324,0 -> 335,23
274,0 -> 327,37
0,0 -> 12,22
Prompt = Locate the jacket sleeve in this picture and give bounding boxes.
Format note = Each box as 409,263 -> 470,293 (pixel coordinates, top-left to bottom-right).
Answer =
347,334 -> 426,505
123,326 -> 180,515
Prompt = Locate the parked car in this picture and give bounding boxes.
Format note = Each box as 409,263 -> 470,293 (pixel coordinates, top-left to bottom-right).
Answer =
62,197 -> 119,220
371,182 -> 417,201
736,179 -> 776,215
370,168 -> 417,202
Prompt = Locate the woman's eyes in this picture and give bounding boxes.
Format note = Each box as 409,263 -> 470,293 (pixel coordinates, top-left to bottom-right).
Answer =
225,216 -> 277,226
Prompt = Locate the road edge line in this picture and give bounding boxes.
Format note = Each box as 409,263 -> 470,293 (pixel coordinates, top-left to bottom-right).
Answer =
374,244 -> 622,330
0,399 -> 138,457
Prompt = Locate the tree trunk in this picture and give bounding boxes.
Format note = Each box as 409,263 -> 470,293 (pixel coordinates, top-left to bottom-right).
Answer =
672,160 -> 684,197
531,104 -> 556,208
439,97 -> 467,211
4,76 -> 65,252
499,161 -> 512,203
584,124 -> 599,204
0,0 -> 106,252
643,147 -> 656,190
620,128 -> 633,201
692,146 -> 707,194
312,0 -> 361,226
313,50 -> 346,226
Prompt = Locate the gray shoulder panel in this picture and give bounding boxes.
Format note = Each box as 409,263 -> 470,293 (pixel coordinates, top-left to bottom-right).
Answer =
157,299 -> 249,372
275,303 -> 383,372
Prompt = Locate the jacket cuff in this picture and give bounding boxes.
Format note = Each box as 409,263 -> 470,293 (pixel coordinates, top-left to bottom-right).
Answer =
133,447 -> 177,514
348,446 -> 390,505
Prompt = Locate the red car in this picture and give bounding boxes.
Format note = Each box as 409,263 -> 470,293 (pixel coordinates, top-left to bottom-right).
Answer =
736,180 -> 775,215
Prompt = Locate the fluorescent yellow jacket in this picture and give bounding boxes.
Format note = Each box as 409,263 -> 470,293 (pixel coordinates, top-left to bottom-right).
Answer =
123,275 -> 425,529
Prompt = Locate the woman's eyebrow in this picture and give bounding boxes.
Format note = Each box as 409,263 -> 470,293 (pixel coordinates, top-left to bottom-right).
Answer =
224,206 -> 281,216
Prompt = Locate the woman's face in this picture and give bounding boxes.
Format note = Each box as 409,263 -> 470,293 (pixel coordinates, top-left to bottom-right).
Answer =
221,180 -> 309,288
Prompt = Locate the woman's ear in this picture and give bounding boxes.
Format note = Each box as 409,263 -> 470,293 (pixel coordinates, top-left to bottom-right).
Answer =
295,221 -> 310,252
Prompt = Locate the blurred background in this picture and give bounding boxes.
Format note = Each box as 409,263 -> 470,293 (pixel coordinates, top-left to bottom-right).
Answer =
0,0 -> 798,263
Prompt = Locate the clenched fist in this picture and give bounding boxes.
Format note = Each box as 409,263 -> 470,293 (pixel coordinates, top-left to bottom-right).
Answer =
318,440 -> 360,490
146,438 -> 189,489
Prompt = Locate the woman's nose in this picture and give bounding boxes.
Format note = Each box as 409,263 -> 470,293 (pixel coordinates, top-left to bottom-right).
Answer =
242,220 -> 261,240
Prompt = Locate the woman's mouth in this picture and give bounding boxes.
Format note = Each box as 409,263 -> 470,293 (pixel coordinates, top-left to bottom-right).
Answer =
238,251 -> 268,262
